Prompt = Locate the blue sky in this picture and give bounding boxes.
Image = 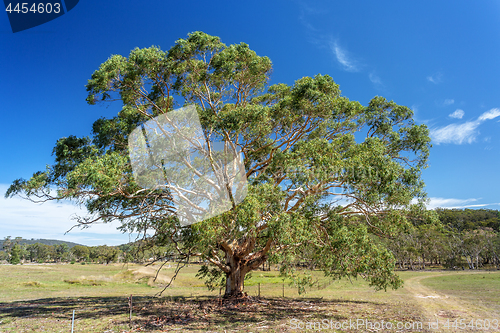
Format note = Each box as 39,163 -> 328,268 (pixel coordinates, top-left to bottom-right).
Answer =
1,1 -> 499,245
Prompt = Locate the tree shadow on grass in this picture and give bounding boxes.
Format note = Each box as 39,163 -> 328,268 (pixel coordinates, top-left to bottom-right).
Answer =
128,296 -> 377,331
0,295 -> 382,331
0,296 -> 138,319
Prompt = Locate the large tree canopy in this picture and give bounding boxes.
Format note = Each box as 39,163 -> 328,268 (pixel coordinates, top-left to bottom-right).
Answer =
6,31 -> 432,297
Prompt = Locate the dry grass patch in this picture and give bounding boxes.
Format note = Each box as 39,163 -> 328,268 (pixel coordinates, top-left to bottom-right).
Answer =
112,266 -> 171,287
21,281 -> 42,287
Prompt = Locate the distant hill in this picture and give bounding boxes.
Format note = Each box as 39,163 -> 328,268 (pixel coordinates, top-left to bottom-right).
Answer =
0,238 -> 83,249
435,208 -> 500,232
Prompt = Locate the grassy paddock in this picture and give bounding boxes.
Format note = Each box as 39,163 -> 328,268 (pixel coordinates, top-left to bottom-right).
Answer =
420,271 -> 500,314
0,263 -> 499,332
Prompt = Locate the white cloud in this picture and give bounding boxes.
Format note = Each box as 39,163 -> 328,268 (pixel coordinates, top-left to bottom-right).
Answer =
430,108 -> 500,144
430,121 -> 479,144
449,109 -> 464,119
426,197 -> 479,209
426,197 -> 500,209
427,72 -> 443,84
369,72 -> 384,88
299,16 -> 317,32
298,3 -> 323,32
0,184 -> 133,246
298,12 -> 317,32
443,99 -> 454,106
329,40 -> 359,72
478,108 -> 500,121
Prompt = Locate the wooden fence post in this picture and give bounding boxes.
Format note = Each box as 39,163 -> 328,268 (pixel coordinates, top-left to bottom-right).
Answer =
128,294 -> 132,327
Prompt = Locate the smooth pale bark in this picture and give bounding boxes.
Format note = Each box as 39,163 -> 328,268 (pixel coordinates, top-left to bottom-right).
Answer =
224,253 -> 247,297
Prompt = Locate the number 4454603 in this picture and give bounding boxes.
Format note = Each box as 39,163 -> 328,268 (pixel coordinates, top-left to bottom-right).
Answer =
5,3 -> 61,14
442,318 -> 499,330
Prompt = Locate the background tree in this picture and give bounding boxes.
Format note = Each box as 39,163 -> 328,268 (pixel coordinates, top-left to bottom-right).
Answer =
71,245 -> 90,262
26,243 -> 39,262
9,244 -> 21,265
482,230 -> 500,268
55,243 -> 70,262
6,32 -> 431,297
2,236 -> 13,253
0,250 -> 8,262
90,245 -> 120,264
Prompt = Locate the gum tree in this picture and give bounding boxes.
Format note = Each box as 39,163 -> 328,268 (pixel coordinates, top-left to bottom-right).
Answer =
6,32 -> 432,297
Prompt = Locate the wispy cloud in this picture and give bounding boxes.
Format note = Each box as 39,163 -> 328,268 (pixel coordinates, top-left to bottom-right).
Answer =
430,108 -> 500,144
431,122 -> 479,144
478,108 -> 500,121
299,17 -> 317,32
297,2 -> 324,32
329,40 -> 359,72
427,72 -> 443,84
449,109 -> 464,119
443,99 -> 454,106
0,184 -> 133,246
298,12 -> 317,32
297,3 -> 363,74
426,197 -> 500,209
427,197 -> 478,209
427,197 -> 500,209
369,72 -> 384,88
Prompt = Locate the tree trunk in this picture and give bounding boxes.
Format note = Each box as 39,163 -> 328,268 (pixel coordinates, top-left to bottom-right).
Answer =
218,238 -> 272,298
465,255 -> 473,269
224,253 -> 247,297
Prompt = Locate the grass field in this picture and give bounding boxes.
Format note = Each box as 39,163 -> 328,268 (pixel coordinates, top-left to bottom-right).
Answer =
420,272 -> 500,316
0,263 -> 499,332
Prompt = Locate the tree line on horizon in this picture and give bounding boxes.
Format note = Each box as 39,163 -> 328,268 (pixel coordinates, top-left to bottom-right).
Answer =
0,237 -> 169,265
386,208 -> 500,270
2,208 -> 499,270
